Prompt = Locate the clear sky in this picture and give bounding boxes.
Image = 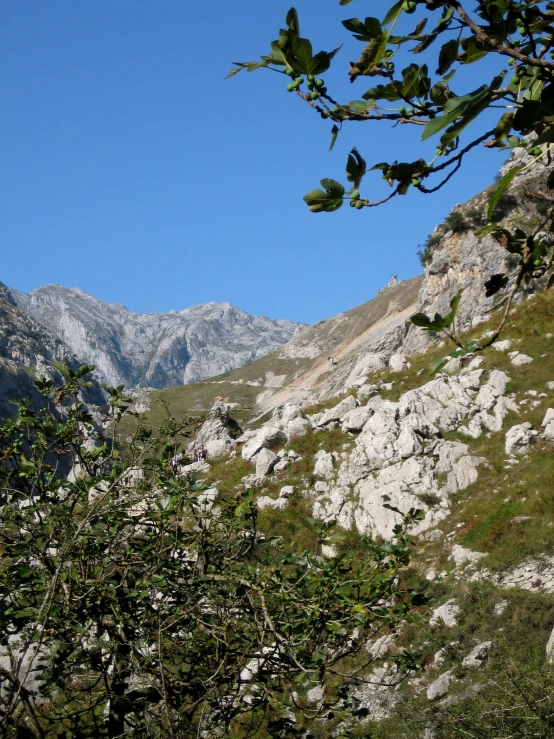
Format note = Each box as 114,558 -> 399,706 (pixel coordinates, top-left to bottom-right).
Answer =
1,0 -> 508,324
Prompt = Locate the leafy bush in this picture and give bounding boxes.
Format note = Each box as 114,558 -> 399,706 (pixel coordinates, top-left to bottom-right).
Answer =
417,232 -> 442,267
0,366 -> 422,737
444,210 -> 469,233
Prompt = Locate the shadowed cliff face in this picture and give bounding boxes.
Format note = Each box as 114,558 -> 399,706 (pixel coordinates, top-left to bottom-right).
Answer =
8,285 -> 302,389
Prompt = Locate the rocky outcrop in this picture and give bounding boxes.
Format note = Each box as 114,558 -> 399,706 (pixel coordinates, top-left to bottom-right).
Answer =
9,284 -> 301,389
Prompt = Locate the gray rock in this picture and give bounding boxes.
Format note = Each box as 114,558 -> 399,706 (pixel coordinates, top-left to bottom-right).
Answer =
242,427 -> 287,461
505,422 -> 537,455
511,353 -> 534,366
493,339 -> 513,352
256,496 -> 288,511
279,485 -> 295,498
462,641 -> 493,668
287,416 -> 310,440
389,354 -> 408,372
254,448 -> 278,477
450,544 -> 486,568
427,671 -> 453,701
316,395 -> 357,427
313,450 -> 335,479
430,600 -> 461,628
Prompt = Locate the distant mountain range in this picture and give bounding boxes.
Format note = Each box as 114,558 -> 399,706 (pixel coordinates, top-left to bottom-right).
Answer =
5,284 -> 301,390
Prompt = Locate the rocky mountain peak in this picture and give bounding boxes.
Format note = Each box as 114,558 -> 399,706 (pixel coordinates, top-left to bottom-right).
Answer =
7,283 -> 302,389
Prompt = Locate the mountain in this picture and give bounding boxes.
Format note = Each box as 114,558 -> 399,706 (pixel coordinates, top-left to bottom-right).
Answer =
121,275 -> 423,430
0,281 -> 104,416
8,285 -> 301,389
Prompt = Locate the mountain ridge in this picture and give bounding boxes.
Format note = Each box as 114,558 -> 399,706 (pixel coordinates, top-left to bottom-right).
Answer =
8,283 -> 302,390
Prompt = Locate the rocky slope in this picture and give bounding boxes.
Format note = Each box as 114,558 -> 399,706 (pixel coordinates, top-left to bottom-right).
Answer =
185,285 -> 554,736
8,284 -> 301,389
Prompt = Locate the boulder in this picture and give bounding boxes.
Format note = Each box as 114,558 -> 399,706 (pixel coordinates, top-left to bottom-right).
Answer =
450,544 -> 486,568
427,671 -> 453,701
241,426 -> 287,461
341,405 -> 372,432
313,450 -> 335,479
287,416 -> 310,440
493,339 -> 512,352
254,448 -> 278,477
257,496 -> 288,512
511,352 -> 534,366
389,354 -> 408,372
462,641 -> 493,668
279,485 -> 295,498
505,422 -> 537,455
316,395 -> 357,427
429,600 -> 461,628
542,409 -> 554,441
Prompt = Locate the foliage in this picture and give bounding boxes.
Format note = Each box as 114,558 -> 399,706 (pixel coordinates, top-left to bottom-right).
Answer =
0,367 -> 423,737
444,210 -> 469,233
229,0 -> 554,361
417,232 -> 442,266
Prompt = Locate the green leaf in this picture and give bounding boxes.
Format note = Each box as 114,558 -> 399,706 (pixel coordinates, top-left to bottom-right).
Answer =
329,124 -> 339,152
382,0 -> 403,25
339,0 -> 356,5
422,84 -> 491,140
346,147 -> 367,189
291,37 -> 313,73
303,179 -> 345,213
436,39 -> 458,75
487,166 -> 522,219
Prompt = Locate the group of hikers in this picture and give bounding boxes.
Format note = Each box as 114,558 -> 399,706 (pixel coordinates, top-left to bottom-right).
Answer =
170,444 -> 208,473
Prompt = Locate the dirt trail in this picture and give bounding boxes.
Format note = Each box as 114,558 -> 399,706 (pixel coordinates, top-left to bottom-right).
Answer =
254,302 -> 417,415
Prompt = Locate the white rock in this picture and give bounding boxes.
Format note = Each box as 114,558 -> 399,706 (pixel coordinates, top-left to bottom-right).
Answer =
505,422 -> 538,455
314,480 -> 329,494
241,426 -> 287,461
279,485 -> 295,498
542,408 -> 554,427
287,416 -> 310,440
467,356 -> 485,369
366,633 -> 395,659
462,641 -> 493,668
313,450 -> 335,479
306,684 -> 325,705
450,544 -> 486,568
427,671 -> 453,701
254,448 -> 278,477
256,496 -> 288,512
321,544 -> 337,559
544,422 -> 554,441
357,383 -> 378,399
273,460 -> 289,474
430,600 -> 461,628
511,353 -> 533,366
316,395 -> 357,426
342,405 -> 372,432
389,354 -> 408,372
548,381 -> 554,391
494,600 -> 508,616
444,358 -> 462,375
493,339 -> 512,352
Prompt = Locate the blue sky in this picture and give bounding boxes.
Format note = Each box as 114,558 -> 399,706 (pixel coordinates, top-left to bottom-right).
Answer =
2,0 -> 508,324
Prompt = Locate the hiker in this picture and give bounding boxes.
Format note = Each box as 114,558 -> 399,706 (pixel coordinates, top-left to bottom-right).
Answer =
200,445 -> 208,461
327,356 -> 335,372
192,448 -> 198,462
170,454 -> 180,473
